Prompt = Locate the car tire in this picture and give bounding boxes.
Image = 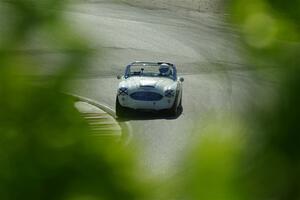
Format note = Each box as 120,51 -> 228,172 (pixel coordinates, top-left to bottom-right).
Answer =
115,97 -> 126,118
178,91 -> 182,109
169,94 -> 179,116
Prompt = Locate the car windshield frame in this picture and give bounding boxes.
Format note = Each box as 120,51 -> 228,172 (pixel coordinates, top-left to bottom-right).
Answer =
124,62 -> 177,80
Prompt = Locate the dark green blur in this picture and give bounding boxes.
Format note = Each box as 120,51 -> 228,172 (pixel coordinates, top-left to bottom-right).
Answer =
175,0 -> 300,200
1,0 -> 299,200
0,1 -> 147,200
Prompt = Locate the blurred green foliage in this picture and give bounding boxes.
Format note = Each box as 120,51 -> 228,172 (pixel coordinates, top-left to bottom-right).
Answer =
174,0 -> 300,200
1,0 -> 299,200
0,1 -> 147,199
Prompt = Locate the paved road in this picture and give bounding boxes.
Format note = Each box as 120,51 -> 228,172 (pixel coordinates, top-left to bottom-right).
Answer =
62,1 -> 267,177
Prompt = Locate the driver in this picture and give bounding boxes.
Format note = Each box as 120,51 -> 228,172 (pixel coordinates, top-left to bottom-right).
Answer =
159,63 -> 171,76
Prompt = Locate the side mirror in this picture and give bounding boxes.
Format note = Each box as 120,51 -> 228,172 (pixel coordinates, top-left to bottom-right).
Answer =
179,77 -> 184,82
117,75 -> 121,79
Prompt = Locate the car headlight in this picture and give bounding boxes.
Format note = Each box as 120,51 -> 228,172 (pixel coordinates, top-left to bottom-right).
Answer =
118,87 -> 128,96
164,89 -> 175,97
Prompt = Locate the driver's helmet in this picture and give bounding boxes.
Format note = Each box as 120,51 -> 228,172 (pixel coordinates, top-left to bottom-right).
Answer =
159,63 -> 171,76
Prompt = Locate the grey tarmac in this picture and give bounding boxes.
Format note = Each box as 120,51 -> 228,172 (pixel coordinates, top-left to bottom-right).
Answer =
10,0 -> 273,178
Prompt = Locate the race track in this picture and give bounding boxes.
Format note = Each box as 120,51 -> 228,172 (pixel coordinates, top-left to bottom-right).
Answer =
65,1 -> 263,177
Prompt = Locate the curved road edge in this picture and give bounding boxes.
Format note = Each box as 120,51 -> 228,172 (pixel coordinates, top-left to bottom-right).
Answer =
70,94 -> 133,145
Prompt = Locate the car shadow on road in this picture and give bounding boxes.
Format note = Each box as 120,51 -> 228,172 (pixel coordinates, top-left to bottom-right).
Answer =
116,107 -> 183,122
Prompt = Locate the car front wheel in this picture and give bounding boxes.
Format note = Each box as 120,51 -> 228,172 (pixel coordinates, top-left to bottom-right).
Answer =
115,97 -> 126,118
169,95 -> 179,116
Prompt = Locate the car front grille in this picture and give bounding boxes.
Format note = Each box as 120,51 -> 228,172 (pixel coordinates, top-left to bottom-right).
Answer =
130,91 -> 163,101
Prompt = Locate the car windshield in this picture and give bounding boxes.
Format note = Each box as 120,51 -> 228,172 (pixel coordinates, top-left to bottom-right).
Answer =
125,63 -> 176,80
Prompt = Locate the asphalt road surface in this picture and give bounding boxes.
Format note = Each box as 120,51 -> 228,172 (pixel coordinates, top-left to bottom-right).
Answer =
59,1 -> 271,178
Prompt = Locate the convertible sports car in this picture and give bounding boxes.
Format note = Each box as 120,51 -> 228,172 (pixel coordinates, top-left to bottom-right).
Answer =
115,61 -> 184,117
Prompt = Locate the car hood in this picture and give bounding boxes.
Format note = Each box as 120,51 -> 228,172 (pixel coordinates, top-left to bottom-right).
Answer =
119,76 -> 177,92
